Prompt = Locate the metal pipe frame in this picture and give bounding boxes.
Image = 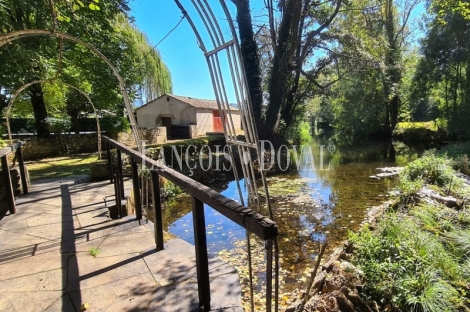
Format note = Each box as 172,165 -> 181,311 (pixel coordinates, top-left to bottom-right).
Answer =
0,30 -> 141,151
4,80 -> 103,158
172,1 -> 279,310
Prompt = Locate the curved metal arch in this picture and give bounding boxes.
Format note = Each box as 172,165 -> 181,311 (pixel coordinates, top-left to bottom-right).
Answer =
5,80 -> 103,159
0,29 -> 140,150
173,2 -> 278,310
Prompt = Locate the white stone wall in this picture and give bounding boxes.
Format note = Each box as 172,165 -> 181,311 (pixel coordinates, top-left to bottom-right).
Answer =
136,96 -> 242,137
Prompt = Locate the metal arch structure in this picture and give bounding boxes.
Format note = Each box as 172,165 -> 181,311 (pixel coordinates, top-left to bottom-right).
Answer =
5,80 -> 103,159
0,30 -> 141,151
173,1 -> 279,311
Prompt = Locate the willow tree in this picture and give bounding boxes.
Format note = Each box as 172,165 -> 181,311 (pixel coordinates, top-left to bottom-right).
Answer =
112,14 -> 172,104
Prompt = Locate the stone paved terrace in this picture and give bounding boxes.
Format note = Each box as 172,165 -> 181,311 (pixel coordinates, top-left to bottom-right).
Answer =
0,176 -> 242,311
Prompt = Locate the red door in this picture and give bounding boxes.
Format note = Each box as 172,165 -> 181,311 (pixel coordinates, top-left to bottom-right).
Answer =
213,110 -> 223,132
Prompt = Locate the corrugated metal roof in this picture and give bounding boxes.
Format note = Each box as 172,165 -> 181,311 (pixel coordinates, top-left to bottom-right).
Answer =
136,94 -> 239,111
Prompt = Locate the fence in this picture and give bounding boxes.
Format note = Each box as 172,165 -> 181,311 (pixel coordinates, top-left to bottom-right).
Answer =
1,118 -> 98,135
102,136 -> 278,311
0,142 -> 28,214
170,125 -> 190,139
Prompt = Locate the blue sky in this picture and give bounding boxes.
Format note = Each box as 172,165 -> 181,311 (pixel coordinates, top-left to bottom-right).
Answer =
130,0 -> 246,103
130,1 -> 426,104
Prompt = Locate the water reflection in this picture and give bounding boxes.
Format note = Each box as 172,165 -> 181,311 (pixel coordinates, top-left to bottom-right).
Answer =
163,138 -> 423,288
165,179 -> 248,253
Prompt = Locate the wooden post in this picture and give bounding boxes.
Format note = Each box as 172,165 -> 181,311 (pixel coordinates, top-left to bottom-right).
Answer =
116,149 -> 124,198
114,166 -> 122,218
131,159 -> 142,220
192,196 -> 210,311
151,171 -> 164,251
266,239 -> 273,312
1,156 -> 16,214
16,146 -> 28,194
106,143 -> 113,183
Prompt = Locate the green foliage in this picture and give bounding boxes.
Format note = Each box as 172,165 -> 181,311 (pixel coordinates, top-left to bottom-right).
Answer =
160,180 -> 183,199
88,247 -> 100,258
44,117 -> 72,134
451,154 -> 470,176
400,155 -> 457,188
287,121 -> 312,145
393,121 -> 446,143
438,142 -> 470,159
326,68 -> 385,138
396,122 -> 438,131
349,211 -> 467,311
0,126 -> 5,147
351,150 -> 470,310
99,115 -> 130,133
413,0 -> 470,138
298,121 -> 312,145
0,0 -> 171,136
434,142 -> 470,175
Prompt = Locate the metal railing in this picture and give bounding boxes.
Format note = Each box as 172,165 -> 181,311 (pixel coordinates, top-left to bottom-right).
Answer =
102,136 -> 278,311
0,142 -> 28,214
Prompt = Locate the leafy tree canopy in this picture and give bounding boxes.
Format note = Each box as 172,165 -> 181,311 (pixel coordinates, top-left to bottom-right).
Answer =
0,0 -> 172,136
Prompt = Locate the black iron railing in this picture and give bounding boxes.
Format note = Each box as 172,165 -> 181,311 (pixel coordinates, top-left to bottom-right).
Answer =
170,125 -> 190,139
102,136 -> 278,311
0,142 -> 28,214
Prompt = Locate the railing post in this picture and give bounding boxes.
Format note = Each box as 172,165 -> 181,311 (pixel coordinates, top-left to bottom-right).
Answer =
106,142 -> 113,183
16,145 -> 28,194
150,171 -> 164,251
266,239 -> 273,312
192,196 -> 210,311
116,149 -> 124,198
114,165 -> 122,218
131,159 -> 142,220
1,155 -> 16,214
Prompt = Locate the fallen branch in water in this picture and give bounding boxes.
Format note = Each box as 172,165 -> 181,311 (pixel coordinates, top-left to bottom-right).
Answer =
295,241 -> 328,312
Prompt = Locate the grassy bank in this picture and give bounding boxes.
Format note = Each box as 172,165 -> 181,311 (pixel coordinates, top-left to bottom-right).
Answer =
393,121 -> 446,143
349,153 -> 470,311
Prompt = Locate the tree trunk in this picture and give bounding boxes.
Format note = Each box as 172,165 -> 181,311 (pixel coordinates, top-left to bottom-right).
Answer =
384,0 -> 401,136
265,0 -> 302,138
28,83 -> 50,138
389,94 -> 399,131
234,0 -> 264,127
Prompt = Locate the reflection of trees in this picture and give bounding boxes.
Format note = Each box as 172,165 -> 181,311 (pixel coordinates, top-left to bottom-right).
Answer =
270,138 -> 409,286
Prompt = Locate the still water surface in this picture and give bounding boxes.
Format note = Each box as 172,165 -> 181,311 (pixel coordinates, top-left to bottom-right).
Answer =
162,138 -> 421,285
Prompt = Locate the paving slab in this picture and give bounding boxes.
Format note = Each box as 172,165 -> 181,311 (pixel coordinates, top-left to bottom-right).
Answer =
69,273 -> 157,311
0,290 -> 68,312
0,176 -> 242,311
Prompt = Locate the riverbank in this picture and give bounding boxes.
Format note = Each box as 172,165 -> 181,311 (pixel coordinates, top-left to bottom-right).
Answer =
285,147 -> 470,311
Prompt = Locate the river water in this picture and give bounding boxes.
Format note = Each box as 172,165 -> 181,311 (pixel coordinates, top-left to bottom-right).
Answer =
161,137 -> 422,291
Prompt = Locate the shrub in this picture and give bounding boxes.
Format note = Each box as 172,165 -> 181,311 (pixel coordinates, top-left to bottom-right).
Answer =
160,180 -> 183,199
451,155 -> 470,176
393,121 -> 445,142
44,117 -> 72,134
400,155 -> 455,188
100,115 -> 130,133
298,121 -> 312,145
0,125 -> 5,147
437,141 -> 470,159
